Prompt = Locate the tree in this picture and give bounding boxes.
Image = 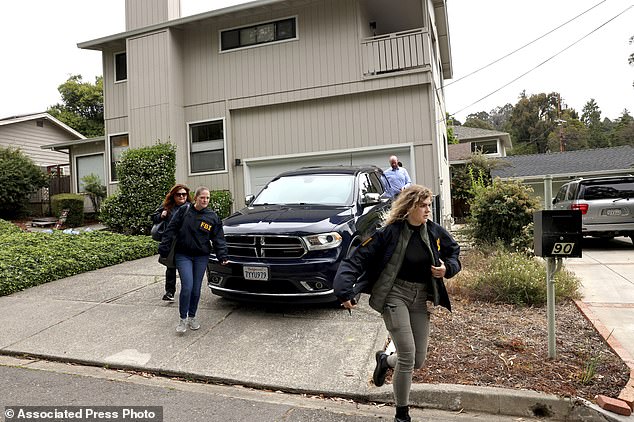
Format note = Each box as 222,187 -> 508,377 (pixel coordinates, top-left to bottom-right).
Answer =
0,147 -> 48,218
508,91 -> 560,154
489,103 -> 514,132
581,99 -> 608,148
81,173 -> 107,213
610,109 -> 634,147
47,75 -> 104,137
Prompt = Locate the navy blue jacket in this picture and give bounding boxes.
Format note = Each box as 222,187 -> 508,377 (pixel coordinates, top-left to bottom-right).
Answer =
334,220 -> 460,311
159,204 -> 228,261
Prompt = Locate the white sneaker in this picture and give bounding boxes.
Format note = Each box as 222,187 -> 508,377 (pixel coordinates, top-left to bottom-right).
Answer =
188,317 -> 200,330
176,318 -> 187,333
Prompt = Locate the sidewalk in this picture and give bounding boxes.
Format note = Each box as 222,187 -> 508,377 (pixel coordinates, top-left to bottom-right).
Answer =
566,236 -> 634,420
0,253 -> 629,421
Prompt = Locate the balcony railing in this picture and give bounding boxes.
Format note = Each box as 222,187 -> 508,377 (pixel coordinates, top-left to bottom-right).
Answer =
360,28 -> 430,76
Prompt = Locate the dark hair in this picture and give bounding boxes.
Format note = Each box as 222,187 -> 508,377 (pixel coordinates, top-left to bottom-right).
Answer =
162,184 -> 192,211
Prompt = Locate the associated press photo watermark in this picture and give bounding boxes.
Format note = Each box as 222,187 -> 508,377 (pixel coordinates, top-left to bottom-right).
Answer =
4,406 -> 162,421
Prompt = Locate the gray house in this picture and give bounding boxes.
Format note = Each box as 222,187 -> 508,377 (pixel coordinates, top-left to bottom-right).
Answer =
0,112 -> 84,171
491,145 -> 634,202
75,0 -> 455,224
448,126 -> 512,163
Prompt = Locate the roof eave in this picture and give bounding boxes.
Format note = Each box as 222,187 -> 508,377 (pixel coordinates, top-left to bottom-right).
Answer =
78,0 -> 288,51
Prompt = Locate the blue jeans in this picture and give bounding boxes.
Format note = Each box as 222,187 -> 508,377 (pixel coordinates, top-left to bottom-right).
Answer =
175,254 -> 209,320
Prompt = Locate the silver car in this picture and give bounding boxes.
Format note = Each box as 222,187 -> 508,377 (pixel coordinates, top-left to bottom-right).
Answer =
552,176 -> 634,242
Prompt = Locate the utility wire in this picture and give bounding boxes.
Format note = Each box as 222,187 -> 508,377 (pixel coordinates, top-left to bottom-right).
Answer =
446,4 -> 634,121
443,0 -> 608,89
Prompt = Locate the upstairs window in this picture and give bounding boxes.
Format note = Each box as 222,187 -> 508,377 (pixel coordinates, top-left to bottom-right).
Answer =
221,17 -> 297,51
471,140 -> 498,155
189,119 -> 226,174
114,52 -> 127,82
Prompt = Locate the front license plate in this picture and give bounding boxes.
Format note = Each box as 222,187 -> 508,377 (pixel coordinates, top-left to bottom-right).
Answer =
243,265 -> 269,281
603,208 -> 622,216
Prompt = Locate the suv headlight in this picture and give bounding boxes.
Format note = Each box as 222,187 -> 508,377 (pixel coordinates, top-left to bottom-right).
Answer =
302,232 -> 343,251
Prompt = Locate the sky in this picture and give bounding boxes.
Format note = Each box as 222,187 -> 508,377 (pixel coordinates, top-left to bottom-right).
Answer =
1,0 -> 632,123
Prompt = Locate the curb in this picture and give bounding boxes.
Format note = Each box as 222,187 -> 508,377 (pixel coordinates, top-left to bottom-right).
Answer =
0,350 -> 614,421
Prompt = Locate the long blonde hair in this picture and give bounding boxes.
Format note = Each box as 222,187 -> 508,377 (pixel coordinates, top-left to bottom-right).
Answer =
384,185 -> 433,226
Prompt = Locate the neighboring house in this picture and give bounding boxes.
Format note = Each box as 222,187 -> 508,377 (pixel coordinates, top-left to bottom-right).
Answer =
491,146 -> 634,204
447,126 -> 512,221
0,112 -> 85,171
448,126 -> 512,163
75,0 -> 455,225
42,137 -> 107,195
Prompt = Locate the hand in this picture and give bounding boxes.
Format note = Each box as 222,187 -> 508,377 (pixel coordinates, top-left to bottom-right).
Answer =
220,260 -> 229,266
161,210 -> 168,218
431,259 -> 446,278
341,300 -> 356,310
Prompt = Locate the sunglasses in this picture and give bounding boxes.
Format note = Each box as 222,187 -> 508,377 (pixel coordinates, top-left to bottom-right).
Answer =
175,192 -> 188,197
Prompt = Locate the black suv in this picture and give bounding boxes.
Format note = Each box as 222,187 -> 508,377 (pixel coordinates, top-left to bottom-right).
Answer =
207,166 -> 390,303
552,175 -> 634,241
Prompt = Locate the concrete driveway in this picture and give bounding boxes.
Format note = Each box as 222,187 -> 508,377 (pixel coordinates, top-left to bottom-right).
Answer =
565,236 -> 634,364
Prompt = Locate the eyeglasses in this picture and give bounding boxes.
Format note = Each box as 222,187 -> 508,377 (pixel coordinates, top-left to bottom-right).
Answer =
175,192 -> 188,197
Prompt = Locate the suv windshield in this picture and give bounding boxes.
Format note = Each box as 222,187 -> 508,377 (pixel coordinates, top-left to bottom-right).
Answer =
253,174 -> 355,206
580,180 -> 634,200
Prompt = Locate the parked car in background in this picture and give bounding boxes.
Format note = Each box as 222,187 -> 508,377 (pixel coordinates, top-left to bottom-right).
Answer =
552,175 -> 634,243
207,166 -> 390,304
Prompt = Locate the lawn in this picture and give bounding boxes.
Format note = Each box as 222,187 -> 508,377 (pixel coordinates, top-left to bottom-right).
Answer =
0,219 -> 157,296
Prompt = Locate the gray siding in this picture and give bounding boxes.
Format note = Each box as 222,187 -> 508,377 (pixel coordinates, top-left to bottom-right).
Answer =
181,0 -> 361,105
103,48 -> 128,119
0,120 -> 74,167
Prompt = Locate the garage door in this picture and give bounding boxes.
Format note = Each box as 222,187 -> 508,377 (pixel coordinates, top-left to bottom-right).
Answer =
244,147 -> 411,197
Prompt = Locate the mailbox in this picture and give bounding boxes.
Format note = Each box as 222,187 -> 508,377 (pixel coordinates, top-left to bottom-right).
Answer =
534,210 -> 582,258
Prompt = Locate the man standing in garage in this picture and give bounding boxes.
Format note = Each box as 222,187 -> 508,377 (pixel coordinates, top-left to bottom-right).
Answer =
382,155 -> 411,199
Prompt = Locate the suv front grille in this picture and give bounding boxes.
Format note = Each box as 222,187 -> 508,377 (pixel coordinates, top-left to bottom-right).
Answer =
225,235 -> 306,258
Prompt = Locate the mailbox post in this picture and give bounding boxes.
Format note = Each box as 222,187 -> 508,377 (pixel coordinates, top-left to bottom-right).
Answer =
534,209 -> 582,358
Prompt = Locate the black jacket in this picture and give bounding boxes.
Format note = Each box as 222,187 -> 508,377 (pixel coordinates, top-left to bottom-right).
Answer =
334,220 -> 460,311
151,202 -> 187,225
158,204 -> 229,261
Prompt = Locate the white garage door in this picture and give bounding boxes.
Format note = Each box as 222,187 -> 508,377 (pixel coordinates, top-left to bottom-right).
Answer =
244,147 -> 411,197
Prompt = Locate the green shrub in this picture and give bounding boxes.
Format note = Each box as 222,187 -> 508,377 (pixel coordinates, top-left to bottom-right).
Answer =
0,219 -> 23,235
51,193 -> 85,227
209,190 -> 233,219
466,249 -> 581,306
468,178 -> 540,248
0,147 -> 48,219
100,142 -> 176,234
81,173 -> 107,212
0,230 -> 157,296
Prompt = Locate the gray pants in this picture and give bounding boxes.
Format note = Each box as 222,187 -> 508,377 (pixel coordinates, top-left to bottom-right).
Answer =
382,279 -> 430,407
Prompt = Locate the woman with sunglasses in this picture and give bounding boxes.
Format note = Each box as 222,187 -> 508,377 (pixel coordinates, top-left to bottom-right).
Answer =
151,184 -> 192,301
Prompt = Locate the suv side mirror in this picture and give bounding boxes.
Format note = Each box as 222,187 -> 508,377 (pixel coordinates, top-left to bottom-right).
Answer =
245,194 -> 255,205
361,192 -> 380,206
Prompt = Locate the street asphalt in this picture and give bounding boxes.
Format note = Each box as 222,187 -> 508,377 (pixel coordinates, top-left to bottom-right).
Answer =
1,236 -> 632,421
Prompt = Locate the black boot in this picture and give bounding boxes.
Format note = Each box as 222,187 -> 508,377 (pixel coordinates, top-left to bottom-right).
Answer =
372,351 -> 389,386
394,405 -> 411,422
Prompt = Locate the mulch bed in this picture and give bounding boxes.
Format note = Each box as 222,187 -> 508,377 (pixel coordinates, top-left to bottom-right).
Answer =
405,296 -> 629,401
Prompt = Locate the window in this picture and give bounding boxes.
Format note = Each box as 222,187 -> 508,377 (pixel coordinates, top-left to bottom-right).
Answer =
471,140 -> 498,155
114,52 -> 127,82
76,154 -> 105,192
109,133 -> 129,181
221,17 -> 297,51
189,120 -> 226,174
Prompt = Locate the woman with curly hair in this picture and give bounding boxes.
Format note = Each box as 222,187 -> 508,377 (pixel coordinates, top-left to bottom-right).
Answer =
334,184 -> 461,422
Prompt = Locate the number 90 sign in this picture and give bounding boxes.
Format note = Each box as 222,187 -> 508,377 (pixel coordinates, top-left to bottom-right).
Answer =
551,242 -> 575,255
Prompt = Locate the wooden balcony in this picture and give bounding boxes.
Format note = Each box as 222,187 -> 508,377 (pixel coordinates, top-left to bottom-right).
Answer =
360,28 -> 431,76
